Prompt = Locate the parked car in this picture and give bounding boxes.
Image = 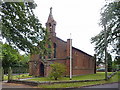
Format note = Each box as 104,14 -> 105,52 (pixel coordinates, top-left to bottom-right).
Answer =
97,68 -> 105,72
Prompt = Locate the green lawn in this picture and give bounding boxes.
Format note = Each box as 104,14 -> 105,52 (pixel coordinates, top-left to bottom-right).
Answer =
3,73 -> 32,80
27,72 -> 113,82
38,71 -> 119,88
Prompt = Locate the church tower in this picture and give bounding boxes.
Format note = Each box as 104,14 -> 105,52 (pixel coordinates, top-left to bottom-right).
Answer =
46,7 -> 56,36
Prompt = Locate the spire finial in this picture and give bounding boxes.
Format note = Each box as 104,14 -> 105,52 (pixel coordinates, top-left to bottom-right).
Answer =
50,7 -> 52,15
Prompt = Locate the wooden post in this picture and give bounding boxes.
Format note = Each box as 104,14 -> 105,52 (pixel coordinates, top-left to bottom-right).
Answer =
94,54 -> 96,74
8,67 -> 12,81
2,67 -> 4,81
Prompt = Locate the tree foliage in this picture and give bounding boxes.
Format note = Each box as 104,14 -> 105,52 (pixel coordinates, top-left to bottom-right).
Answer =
2,43 -> 20,69
1,42 -> 30,73
0,1 -> 49,54
96,58 -> 104,66
91,1 -> 120,59
20,54 -> 30,68
49,63 -> 66,80
114,56 -> 120,65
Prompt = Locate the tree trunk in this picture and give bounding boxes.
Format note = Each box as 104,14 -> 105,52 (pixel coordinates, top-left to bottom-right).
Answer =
8,67 -> 12,81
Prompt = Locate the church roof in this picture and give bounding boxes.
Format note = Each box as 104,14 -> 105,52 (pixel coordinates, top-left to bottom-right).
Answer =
56,37 -> 93,57
56,37 -> 67,43
72,47 -> 93,57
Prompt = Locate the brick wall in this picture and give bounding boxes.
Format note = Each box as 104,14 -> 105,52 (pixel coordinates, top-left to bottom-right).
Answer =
72,48 -> 95,76
29,37 -> 96,76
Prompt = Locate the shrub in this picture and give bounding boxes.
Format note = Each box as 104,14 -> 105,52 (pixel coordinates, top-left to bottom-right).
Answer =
49,63 -> 66,80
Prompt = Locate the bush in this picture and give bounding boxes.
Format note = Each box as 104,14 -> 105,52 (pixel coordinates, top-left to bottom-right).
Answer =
49,63 -> 66,80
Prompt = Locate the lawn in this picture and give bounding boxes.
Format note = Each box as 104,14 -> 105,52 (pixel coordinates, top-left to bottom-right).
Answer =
3,73 -> 32,80
38,71 -> 119,88
27,72 -> 113,82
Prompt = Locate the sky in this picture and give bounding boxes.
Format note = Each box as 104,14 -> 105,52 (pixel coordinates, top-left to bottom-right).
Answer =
33,0 -> 106,56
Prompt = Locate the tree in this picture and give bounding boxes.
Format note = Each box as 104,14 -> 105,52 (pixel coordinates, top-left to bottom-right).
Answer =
0,1 -> 49,54
1,42 -> 31,73
114,56 -> 120,65
49,63 -> 66,80
20,54 -> 30,68
2,43 -> 20,69
107,53 -> 112,72
91,1 -> 120,59
96,58 -> 104,67
113,56 -> 120,70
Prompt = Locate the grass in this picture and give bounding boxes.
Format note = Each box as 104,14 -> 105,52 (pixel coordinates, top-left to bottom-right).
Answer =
3,73 -> 32,80
38,71 -> 119,88
27,72 -> 113,82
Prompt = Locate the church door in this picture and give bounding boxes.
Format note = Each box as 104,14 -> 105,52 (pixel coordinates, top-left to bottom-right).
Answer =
40,63 -> 44,77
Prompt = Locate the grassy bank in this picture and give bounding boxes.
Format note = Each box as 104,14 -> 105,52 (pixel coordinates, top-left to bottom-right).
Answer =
38,71 -> 119,88
4,73 -> 32,80
28,72 -> 113,81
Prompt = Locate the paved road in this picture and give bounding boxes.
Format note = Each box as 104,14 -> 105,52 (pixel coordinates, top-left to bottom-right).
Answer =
84,82 -> 119,88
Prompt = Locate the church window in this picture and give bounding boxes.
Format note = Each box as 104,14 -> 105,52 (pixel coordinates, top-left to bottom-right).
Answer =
49,23 -> 52,30
54,43 -> 56,58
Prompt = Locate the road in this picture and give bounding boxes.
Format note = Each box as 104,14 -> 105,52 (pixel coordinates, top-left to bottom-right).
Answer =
84,82 -> 119,88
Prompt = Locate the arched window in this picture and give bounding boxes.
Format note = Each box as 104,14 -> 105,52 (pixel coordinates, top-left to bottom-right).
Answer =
54,43 -> 56,58
49,23 -> 52,30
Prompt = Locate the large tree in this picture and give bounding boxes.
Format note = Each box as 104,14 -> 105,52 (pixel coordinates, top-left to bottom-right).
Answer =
1,42 -> 31,73
1,43 -> 20,69
0,1 -> 49,54
91,1 -> 120,59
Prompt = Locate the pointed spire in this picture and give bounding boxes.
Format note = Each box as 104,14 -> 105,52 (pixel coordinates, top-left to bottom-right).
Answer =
48,7 -> 53,21
47,7 -> 56,24
50,7 -> 52,15
46,7 -> 56,36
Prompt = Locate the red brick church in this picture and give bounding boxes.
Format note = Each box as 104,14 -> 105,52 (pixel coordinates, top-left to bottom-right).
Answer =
29,8 -> 96,77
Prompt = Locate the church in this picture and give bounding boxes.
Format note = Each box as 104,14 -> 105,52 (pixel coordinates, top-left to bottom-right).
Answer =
29,8 -> 96,77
